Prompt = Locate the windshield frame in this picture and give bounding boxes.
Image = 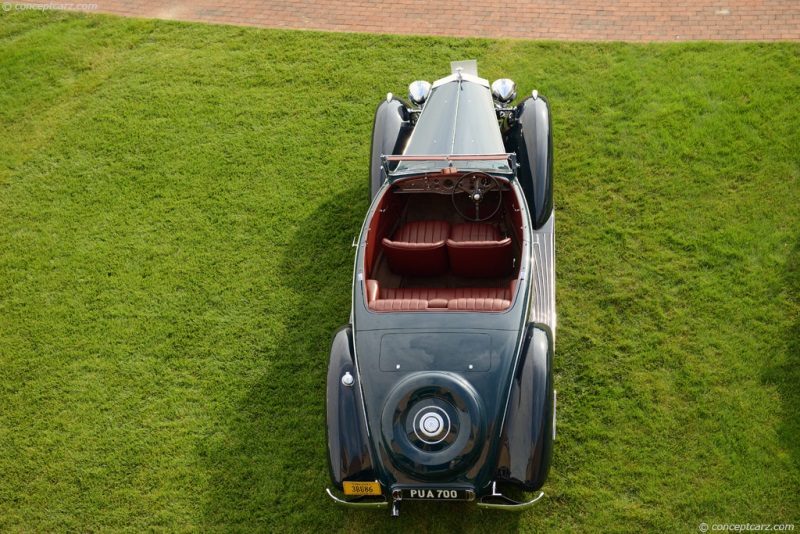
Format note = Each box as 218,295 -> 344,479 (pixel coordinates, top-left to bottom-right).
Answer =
383,153 -> 517,180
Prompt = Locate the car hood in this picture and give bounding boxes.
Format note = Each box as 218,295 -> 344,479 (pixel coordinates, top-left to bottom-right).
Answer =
403,76 -> 505,157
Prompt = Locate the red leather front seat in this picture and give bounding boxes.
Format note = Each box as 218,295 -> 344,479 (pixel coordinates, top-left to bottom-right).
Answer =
382,220 -> 450,276
446,223 -> 513,278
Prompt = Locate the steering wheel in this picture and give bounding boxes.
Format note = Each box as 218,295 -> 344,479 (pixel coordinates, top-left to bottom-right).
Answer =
451,172 -> 503,222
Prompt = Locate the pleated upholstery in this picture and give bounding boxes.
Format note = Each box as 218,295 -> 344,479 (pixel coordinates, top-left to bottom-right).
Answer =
447,222 -> 514,278
449,222 -> 501,242
366,280 -> 513,312
393,220 -> 451,244
369,299 -> 429,311
447,298 -> 512,311
382,220 -> 450,276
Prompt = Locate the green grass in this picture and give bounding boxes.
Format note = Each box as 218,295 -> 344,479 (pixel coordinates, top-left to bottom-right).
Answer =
1,10 -> 798,532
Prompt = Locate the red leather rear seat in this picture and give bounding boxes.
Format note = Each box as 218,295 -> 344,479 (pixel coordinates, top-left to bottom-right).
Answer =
447,298 -> 511,311
382,287 -> 512,301
369,299 -> 429,311
366,280 -> 513,312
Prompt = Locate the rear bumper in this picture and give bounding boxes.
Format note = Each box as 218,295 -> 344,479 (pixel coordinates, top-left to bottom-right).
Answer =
325,488 -> 388,509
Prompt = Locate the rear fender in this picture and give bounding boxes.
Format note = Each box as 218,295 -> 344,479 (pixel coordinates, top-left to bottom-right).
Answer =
493,323 -> 554,491
326,326 -> 377,489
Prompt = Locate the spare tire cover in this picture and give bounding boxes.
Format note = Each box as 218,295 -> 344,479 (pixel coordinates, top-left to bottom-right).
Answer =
381,372 -> 486,478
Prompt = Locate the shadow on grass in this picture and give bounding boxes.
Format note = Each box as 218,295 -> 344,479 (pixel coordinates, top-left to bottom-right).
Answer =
763,231 -> 800,476
200,185 -> 522,531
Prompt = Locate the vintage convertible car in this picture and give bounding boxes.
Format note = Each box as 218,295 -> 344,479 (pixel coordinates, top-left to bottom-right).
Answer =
325,61 -> 556,516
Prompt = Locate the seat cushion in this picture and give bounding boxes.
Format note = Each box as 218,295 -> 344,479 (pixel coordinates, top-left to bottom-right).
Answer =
447,298 -> 511,312
447,222 -> 513,278
382,220 -> 451,276
369,299 -> 429,311
446,238 -> 513,278
366,281 -> 516,312
449,222 -> 501,242
393,220 -> 451,244
452,287 -> 512,300
382,286 -> 511,301
382,287 -> 454,300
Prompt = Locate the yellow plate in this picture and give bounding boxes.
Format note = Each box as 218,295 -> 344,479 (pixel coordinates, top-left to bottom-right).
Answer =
343,481 -> 381,496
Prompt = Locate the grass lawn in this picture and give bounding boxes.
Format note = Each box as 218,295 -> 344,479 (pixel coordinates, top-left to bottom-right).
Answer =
0,10 -> 798,532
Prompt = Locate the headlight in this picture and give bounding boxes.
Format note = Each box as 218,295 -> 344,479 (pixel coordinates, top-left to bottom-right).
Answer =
408,80 -> 432,108
491,78 -> 517,105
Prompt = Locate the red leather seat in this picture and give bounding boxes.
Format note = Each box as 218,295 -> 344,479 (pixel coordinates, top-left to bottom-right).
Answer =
370,299 -> 429,311
447,298 -> 512,311
382,220 -> 450,276
452,287 -> 512,300
446,223 -> 513,278
365,279 -> 513,312
381,286 -> 512,301
450,222 -> 501,242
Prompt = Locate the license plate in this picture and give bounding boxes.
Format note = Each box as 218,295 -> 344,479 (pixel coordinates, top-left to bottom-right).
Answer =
402,489 -> 468,501
343,481 -> 381,496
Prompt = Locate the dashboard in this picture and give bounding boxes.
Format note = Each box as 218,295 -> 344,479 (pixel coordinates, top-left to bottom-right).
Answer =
393,175 -> 509,193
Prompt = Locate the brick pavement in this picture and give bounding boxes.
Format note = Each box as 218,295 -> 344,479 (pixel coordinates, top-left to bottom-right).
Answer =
95,0 -> 798,41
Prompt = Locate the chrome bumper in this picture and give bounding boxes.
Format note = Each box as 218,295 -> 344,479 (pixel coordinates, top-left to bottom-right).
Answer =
326,483 -> 543,514
325,488 -> 388,509
476,482 -> 545,511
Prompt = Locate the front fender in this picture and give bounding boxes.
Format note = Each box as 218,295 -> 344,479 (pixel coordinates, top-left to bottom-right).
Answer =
326,325 -> 378,489
493,323 -> 554,491
505,96 -> 553,230
369,97 -> 414,200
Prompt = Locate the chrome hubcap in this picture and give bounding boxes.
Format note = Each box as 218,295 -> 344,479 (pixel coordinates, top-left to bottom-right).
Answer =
413,407 -> 450,444
420,412 -> 443,437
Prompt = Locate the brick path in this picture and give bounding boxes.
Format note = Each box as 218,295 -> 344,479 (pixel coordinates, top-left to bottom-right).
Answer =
96,0 -> 798,41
